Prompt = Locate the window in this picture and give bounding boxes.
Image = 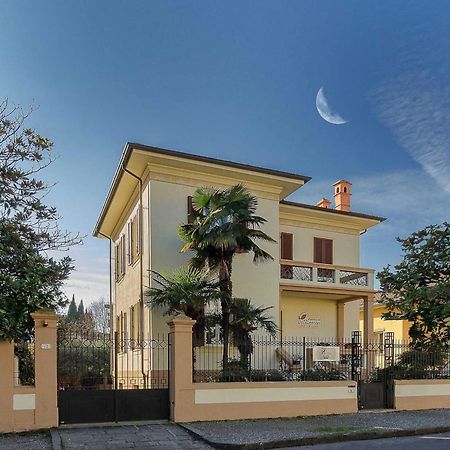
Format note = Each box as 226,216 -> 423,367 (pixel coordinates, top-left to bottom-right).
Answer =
123,311 -> 128,352
313,237 -> 333,264
128,211 -> 140,265
136,206 -> 141,256
280,232 -> 294,260
120,235 -> 126,276
129,304 -> 140,349
119,312 -> 125,352
115,235 -> 126,281
116,315 -> 120,336
115,244 -> 120,281
127,221 -> 133,265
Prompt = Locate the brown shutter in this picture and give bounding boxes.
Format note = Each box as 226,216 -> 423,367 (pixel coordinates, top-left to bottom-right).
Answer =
324,239 -> 333,264
314,238 -> 333,264
280,232 -> 293,260
314,237 -> 322,263
187,196 -> 194,223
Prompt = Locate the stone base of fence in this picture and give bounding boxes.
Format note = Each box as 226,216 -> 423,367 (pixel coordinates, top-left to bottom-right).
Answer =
394,379 -> 450,411
0,311 -> 58,433
168,316 -> 358,423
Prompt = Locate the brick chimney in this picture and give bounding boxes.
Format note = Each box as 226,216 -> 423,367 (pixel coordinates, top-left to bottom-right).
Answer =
316,198 -> 331,209
333,180 -> 351,211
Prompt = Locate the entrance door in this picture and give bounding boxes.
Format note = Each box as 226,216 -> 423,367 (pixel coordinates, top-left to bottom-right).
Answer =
352,331 -> 395,410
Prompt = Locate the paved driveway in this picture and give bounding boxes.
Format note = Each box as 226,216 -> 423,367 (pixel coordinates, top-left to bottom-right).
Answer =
0,432 -> 51,450
55,423 -> 212,449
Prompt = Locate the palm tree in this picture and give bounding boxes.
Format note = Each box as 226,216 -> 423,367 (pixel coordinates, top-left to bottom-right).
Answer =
178,184 -> 275,370
229,298 -> 277,373
145,267 -> 220,345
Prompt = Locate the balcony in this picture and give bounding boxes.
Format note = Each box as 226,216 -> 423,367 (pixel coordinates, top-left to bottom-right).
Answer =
280,260 -> 374,291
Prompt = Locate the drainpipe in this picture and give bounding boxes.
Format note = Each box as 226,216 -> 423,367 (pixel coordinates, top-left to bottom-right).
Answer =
122,164 -> 147,387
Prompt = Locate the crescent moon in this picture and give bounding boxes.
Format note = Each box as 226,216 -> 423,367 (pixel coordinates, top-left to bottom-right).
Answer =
316,87 -> 348,125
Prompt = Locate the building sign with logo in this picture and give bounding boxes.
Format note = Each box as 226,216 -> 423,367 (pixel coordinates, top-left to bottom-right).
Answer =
298,312 -> 321,328
313,346 -> 340,362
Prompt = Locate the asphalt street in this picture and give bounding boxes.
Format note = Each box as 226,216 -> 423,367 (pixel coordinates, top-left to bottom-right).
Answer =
278,432 -> 450,449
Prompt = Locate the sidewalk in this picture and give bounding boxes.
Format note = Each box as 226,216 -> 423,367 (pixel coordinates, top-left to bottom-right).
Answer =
181,409 -> 450,449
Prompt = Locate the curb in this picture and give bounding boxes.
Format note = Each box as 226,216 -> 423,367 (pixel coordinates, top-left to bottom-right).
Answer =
178,424 -> 450,449
49,428 -> 62,450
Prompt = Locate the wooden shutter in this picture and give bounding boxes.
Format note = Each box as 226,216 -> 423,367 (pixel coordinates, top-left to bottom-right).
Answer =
187,196 -> 194,223
127,221 -> 132,265
136,206 -> 141,255
280,232 -> 293,260
314,238 -> 333,264
120,234 -> 126,275
115,244 -> 119,281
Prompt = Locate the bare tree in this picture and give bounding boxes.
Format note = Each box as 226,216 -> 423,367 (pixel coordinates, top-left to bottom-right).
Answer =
88,297 -> 110,334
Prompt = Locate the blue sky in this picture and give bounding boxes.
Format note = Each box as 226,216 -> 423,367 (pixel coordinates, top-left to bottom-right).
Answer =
1,1 -> 449,303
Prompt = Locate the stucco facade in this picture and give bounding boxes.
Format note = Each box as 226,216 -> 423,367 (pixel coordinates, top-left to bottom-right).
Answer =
94,143 -> 384,351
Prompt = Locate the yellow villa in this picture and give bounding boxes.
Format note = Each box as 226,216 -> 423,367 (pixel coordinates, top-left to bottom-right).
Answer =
359,295 -> 412,343
93,143 -> 385,379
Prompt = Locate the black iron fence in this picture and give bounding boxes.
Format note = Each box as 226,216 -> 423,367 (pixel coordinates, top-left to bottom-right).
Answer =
57,327 -> 169,391
193,331 -> 450,383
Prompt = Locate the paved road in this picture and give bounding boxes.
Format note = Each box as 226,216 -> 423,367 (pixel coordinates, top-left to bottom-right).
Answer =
278,432 -> 450,449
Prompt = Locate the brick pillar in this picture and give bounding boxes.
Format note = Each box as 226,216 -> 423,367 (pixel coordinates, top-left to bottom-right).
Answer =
32,311 -> 59,429
0,340 -> 14,432
167,315 -> 195,422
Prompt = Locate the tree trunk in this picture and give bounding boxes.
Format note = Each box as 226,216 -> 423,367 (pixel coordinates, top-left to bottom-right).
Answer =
219,256 -> 233,376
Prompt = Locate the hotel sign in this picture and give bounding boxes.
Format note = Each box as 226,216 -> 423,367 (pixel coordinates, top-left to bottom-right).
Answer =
298,312 -> 321,328
313,346 -> 340,362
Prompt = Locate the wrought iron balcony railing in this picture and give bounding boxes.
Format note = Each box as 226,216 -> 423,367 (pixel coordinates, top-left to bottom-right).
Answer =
280,260 -> 373,289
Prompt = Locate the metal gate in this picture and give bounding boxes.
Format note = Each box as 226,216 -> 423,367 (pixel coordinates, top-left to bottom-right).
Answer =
352,331 -> 395,410
57,327 -> 170,424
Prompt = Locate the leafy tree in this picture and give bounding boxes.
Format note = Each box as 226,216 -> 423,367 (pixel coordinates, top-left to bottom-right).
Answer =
378,222 -> 450,351
210,298 -> 277,376
0,221 -> 72,340
66,295 -> 78,322
77,299 -> 85,318
178,184 -> 275,369
145,267 -> 220,345
0,98 -> 81,341
229,298 -> 277,367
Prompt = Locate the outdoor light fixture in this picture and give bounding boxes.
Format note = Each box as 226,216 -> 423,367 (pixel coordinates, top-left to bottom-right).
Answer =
43,320 -> 49,327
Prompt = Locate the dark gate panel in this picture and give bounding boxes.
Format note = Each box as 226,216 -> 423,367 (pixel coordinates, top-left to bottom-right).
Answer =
58,389 -> 170,424
117,389 -> 169,421
58,390 -> 115,424
358,382 -> 386,409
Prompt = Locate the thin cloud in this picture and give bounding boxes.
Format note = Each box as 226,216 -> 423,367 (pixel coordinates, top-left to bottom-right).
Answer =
63,270 -> 109,306
372,77 -> 450,194
370,26 -> 450,194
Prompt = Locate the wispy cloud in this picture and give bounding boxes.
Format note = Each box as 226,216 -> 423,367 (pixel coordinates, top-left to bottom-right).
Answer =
372,77 -> 450,194
370,29 -> 450,194
63,237 -> 110,306
63,270 -> 109,306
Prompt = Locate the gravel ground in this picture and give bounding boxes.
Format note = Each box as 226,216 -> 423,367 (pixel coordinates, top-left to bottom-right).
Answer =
181,409 -> 450,447
0,431 -> 51,450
